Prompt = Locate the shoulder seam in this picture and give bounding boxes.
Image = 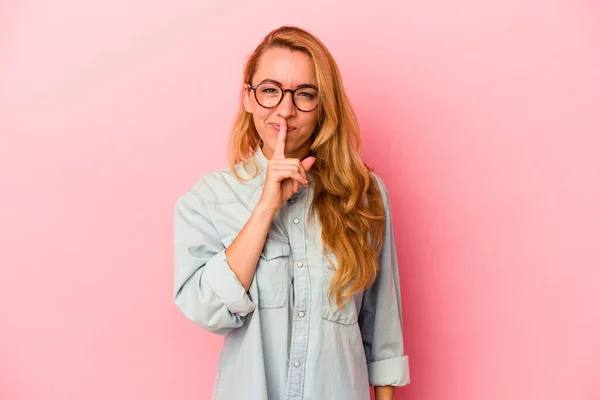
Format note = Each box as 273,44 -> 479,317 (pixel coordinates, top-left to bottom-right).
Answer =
189,187 -> 207,206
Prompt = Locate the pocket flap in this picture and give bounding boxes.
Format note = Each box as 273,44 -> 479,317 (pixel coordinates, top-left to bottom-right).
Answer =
261,237 -> 292,261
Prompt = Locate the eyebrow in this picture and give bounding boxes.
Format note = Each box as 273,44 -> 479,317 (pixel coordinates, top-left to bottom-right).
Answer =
258,78 -> 318,90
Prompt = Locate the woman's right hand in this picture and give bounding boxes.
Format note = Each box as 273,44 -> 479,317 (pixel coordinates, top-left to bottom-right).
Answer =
257,118 -> 316,215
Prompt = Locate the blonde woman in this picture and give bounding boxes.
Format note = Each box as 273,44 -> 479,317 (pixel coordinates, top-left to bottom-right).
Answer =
174,26 -> 410,400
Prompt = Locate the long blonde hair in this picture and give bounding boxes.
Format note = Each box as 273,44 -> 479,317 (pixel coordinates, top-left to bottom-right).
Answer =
229,26 -> 386,308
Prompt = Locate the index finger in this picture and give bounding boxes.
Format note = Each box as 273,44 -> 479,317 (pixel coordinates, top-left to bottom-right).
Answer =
273,118 -> 287,159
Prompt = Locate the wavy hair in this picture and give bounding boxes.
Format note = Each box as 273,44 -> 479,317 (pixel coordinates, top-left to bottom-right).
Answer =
228,26 -> 386,308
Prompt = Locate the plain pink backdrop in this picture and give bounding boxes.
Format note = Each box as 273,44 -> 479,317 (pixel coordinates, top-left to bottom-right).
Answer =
1,1 -> 599,399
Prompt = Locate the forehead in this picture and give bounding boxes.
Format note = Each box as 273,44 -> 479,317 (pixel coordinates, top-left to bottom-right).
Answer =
254,48 -> 317,87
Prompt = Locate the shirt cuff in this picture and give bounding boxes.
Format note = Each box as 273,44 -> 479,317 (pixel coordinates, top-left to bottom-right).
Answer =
201,248 -> 256,316
368,355 -> 411,387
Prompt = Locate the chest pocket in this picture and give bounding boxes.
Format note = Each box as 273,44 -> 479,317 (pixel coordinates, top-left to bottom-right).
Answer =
220,235 -> 291,309
255,236 -> 291,309
322,250 -> 359,325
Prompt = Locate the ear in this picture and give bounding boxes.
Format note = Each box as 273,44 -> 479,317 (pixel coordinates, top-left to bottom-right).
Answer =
243,84 -> 253,114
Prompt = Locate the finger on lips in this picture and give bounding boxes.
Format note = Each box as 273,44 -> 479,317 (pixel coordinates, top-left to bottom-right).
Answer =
273,118 -> 287,159
270,118 -> 309,188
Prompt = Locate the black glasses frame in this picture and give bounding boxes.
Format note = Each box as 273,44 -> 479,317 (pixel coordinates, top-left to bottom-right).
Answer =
246,82 -> 319,112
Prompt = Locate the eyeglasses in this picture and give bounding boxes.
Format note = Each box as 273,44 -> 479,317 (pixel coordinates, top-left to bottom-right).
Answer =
247,81 -> 319,112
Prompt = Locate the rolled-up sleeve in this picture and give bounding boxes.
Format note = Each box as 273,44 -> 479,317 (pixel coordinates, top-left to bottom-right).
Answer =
173,189 -> 256,335
359,182 -> 410,387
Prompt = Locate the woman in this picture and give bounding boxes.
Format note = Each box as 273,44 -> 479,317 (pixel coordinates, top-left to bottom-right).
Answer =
174,26 -> 410,400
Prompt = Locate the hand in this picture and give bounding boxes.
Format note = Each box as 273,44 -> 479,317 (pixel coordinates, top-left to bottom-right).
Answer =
257,117 -> 316,215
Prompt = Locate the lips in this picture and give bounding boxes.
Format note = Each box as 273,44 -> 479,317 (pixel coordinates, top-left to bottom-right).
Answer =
269,123 -> 296,132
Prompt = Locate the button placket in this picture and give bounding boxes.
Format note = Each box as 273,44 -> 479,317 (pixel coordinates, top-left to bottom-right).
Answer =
286,183 -> 310,400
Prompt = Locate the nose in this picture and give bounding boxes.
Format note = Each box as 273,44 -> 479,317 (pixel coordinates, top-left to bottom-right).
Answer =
276,91 -> 296,119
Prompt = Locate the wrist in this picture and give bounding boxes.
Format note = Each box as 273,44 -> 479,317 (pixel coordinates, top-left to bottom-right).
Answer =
253,202 -> 278,221
374,385 -> 395,400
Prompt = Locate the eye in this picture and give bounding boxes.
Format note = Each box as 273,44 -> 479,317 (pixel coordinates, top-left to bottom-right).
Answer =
297,91 -> 315,99
257,84 -> 282,96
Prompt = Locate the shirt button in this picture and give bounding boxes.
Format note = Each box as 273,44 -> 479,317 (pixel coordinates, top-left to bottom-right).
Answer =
293,217 -> 300,224
297,261 -> 303,268
298,311 -> 305,318
294,361 -> 300,367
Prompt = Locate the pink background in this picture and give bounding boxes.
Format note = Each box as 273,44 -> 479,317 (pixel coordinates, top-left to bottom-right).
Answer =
1,1 -> 599,399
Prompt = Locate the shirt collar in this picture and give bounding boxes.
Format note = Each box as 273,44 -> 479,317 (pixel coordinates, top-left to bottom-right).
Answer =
253,144 -> 269,177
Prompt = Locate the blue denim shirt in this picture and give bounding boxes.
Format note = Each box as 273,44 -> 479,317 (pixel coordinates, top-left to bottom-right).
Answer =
173,146 -> 410,400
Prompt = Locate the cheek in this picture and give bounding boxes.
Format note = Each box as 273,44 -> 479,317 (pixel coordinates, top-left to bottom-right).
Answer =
292,116 -> 319,144
251,110 -> 274,139
301,114 -> 319,134
252,109 -> 270,126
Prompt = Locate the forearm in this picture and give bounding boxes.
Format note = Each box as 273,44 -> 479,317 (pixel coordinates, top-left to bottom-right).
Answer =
224,203 -> 276,290
374,385 -> 395,400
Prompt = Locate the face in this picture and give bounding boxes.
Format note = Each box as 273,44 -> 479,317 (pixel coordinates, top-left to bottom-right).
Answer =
244,48 -> 319,160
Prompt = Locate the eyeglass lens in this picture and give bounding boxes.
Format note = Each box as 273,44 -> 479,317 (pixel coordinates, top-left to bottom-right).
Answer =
254,83 -> 318,112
